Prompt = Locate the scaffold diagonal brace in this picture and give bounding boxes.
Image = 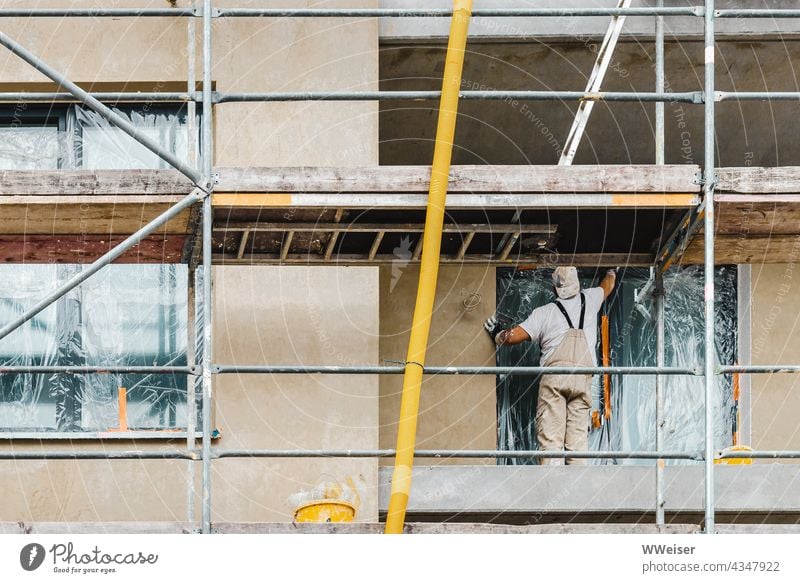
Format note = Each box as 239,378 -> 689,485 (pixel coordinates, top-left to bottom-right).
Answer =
0,188 -> 207,343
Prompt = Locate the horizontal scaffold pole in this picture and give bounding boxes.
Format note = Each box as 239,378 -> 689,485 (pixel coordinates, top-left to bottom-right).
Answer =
0,92 -> 192,103
0,450 -> 704,461
717,91 -> 800,101
715,9 -> 800,18
718,365 -> 800,374
0,7 -> 703,18
213,449 -> 703,460
8,449 -> 800,461
0,366 -> 199,375
0,90 -> 702,104
211,365 -> 700,375
217,91 -> 702,103
219,8 -> 702,18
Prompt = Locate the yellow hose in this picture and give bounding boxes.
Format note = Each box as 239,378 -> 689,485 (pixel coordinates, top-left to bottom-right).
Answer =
384,0 -> 472,535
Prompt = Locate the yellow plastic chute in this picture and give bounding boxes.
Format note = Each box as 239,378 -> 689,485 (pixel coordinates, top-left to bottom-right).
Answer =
384,0 -> 472,535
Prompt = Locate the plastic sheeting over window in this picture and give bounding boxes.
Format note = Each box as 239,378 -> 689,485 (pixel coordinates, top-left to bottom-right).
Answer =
0,265 -> 191,433
496,266 -> 737,465
0,104 -> 198,171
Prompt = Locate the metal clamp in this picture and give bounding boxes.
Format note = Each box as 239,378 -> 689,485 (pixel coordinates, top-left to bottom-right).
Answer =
193,7 -> 220,18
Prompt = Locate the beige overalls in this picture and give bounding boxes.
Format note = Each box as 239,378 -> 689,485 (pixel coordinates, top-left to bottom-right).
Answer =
535,292 -> 594,466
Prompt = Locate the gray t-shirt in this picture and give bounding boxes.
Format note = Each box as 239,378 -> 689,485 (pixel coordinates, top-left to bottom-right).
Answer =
517,287 -> 605,366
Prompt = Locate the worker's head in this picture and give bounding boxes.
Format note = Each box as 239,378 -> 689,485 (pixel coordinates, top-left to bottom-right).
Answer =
552,266 -> 580,299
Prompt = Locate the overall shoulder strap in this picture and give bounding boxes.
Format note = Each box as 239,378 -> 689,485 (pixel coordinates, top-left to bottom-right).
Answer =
578,292 -> 586,329
552,300 -> 575,329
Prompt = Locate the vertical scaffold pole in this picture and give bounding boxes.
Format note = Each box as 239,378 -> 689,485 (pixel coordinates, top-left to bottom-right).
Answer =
201,0 -> 214,535
702,0 -> 716,534
655,271 -> 665,525
654,0 -> 666,526
655,0 -> 665,165
186,0 -> 198,528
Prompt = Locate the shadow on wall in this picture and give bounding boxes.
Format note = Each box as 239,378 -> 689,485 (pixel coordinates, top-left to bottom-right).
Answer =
495,266 -> 737,465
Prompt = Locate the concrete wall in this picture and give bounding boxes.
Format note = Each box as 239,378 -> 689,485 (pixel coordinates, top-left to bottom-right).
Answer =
213,266 -> 379,522
380,40 -> 800,167
379,0 -> 800,42
378,265 -> 497,465
750,264 -> 800,455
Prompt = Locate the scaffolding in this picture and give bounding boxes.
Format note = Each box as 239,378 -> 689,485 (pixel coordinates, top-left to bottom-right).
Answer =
0,2 -> 799,535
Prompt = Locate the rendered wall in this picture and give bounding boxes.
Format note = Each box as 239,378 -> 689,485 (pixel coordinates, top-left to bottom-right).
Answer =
0,0 -> 379,167
0,0 -> 380,523
1,266 -> 380,523
378,265 -> 497,465
750,264 -> 800,455
212,266 -> 379,522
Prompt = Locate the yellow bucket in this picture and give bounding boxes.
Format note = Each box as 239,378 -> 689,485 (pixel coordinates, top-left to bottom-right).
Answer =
294,499 -> 356,523
715,445 -> 752,465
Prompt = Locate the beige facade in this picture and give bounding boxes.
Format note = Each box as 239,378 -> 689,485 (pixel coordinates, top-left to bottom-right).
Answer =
750,264 -> 800,453
0,0 -> 382,523
1,1 -> 799,529
379,265 -> 497,466
212,266 -> 379,522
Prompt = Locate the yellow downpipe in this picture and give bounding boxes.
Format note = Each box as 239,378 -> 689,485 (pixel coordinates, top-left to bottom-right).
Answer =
384,0 -> 472,535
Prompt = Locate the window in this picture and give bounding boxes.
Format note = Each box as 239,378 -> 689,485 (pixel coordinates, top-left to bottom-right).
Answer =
0,106 -> 65,169
0,101 -> 200,434
495,266 -> 737,464
0,265 -> 193,433
0,102 -> 199,171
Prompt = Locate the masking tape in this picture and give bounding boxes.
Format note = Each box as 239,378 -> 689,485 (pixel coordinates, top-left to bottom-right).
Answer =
390,464 -> 413,497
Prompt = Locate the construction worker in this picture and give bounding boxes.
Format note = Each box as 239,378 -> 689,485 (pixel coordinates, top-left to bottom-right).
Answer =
485,266 -> 616,465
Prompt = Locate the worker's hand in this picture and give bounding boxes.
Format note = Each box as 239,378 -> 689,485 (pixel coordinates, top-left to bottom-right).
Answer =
606,268 -> 617,277
484,316 -> 505,345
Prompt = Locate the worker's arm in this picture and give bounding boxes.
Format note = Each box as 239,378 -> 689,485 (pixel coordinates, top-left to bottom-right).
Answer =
599,268 -> 617,299
484,316 -> 531,346
495,326 -> 531,346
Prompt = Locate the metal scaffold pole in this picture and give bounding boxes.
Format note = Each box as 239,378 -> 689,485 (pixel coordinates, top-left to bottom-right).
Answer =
702,0 -> 717,535
655,272 -> 666,525
655,0 -> 666,526
186,0 -> 199,528
655,0 -> 665,166
201,0 -> 214,535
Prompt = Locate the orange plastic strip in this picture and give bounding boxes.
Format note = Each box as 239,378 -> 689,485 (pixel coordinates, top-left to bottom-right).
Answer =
118,387 -> 128,432
732,371 -> 740,446
602,315 -> 611,420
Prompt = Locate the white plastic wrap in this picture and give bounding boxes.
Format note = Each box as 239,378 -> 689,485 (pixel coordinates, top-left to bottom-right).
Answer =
0,104 -> 197,170
496,266 -> 736,465
0,265 -> 190,433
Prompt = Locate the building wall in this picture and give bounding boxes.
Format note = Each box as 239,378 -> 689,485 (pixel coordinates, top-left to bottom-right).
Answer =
0,0 -> 379,166
750,264 -> 800,455
212,266 -> 379,522
0,1 -> 380,523
378,265 -> 497,466
1,266 -> 380,523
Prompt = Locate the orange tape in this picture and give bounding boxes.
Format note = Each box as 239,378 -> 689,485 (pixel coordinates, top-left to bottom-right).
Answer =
118,387 -> 128,432
601,315 -> 611,420
732,370 -> 740,446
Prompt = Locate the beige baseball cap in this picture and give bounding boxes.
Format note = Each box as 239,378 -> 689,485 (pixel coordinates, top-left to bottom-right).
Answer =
552,266 -> 580,299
